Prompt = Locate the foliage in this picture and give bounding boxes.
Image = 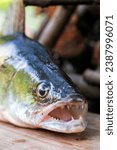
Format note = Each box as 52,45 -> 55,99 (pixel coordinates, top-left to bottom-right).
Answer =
0,0 -> 12,10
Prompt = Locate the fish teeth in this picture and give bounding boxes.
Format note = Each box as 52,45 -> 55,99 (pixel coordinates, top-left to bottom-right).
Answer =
67,105 -> 70,110
81,104 -> 84,110
52,116 -> 56,120
49,115 -> 60,120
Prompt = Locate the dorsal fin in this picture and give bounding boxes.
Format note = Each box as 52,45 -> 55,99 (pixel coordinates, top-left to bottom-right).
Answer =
2,0 -> 25,36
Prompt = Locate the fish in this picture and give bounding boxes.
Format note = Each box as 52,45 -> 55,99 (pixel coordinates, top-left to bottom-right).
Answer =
0,0 -> 88,133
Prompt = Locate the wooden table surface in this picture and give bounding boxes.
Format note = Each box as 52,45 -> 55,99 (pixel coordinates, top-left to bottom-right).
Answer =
0,113 -> 100,150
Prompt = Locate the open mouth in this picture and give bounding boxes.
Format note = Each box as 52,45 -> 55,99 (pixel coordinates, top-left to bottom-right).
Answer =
39,101 -> 87,133
48,103 -> 84,121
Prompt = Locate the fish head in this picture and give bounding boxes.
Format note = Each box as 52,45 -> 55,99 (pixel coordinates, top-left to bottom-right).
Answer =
1,35 -> 87,133
9,62 -> 88,134
33,78 -> 88,134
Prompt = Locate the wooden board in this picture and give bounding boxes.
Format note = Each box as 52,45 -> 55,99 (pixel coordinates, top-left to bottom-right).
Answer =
0,113 -> 100,150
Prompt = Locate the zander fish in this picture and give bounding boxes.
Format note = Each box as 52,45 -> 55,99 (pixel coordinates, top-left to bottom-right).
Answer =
0,0 -> 87,133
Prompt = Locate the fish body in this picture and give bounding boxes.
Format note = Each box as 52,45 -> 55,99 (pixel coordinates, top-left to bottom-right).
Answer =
0,34 -> 87,133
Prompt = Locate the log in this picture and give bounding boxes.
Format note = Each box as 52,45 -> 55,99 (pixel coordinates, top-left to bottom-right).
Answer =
24,0 -> 100,7
92,41 -> 100,66
68,73 -> 100,99
3,0 -> 25,35
33,16 -> 50,40
38,6 -> 76,49
83,69 -> 100,86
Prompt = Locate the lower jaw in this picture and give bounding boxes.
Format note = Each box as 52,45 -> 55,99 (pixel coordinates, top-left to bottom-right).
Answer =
39,116 -> 87,133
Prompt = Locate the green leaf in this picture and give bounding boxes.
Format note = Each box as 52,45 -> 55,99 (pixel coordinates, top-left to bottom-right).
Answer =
0,0 -> 13,10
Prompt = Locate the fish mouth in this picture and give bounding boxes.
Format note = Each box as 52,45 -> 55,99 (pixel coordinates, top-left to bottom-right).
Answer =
39,99 -> 88,133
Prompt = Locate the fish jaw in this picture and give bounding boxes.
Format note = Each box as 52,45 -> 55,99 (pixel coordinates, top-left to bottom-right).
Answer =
0,96 -> 87,134
37,99 -> 88,133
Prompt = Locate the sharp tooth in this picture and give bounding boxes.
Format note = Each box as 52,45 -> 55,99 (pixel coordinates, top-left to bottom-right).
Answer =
51,116 -> 55,119
81,105 -> 84,110
67,105 -> 70,110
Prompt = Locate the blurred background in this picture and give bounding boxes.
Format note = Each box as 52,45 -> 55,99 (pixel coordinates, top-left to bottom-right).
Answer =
0,0 -> 100,114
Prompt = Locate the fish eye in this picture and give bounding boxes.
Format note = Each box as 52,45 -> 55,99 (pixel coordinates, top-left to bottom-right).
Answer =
36,82 -> 50,98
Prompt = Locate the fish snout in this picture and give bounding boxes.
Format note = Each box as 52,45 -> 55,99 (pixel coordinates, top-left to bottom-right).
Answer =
62,95 -> 88,119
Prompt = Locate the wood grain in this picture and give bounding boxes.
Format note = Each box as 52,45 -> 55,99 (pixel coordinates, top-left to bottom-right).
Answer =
0,113 -> 100,150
